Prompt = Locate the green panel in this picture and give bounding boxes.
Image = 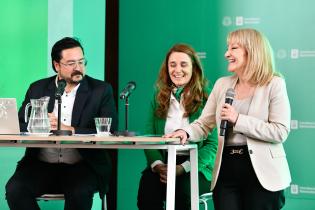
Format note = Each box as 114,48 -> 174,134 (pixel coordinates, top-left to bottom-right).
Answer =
0,1 -> 48,209
118,1 -> 218,210
0,0 -> 48,105
73,0 -> 105,81
119,0 -> 220,136
0,0 -> 106,209
73,0 -> 105,209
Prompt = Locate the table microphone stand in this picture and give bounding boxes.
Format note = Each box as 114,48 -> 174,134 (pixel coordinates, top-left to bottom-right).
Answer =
51,95 -> 72,136
115,97 -> 135,136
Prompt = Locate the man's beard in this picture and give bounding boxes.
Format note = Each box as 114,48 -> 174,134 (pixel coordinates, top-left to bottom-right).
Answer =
68,70 -> 84,84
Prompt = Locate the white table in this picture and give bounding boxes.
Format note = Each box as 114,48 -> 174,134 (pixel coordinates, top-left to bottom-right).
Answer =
0,135 -> 199,210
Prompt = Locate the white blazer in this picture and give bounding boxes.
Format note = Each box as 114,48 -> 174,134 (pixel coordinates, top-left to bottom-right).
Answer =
185,75 -> 291,192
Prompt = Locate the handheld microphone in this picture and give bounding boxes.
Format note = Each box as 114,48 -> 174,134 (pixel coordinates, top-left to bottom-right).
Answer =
119,81 -> 136,99
220,88 -> 235,136
55,79 -> 66,98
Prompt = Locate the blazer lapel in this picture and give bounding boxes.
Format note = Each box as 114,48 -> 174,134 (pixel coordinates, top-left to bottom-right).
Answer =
71,78 -> 90,126
247,85 -> 263,118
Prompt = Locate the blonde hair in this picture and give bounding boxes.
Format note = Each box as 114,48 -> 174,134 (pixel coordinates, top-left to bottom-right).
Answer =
227,28 -> 279,86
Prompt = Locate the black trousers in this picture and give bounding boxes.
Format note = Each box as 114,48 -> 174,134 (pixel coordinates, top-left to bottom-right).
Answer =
213,146 -> 285,210
137,167 -> 211,210
5,159 -> 98,210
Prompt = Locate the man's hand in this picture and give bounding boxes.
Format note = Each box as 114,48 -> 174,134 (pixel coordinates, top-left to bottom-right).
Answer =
48,112 -> 75,133
48,113 -> 57,130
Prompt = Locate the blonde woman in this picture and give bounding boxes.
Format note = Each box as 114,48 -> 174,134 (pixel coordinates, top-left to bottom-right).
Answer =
166,29 -> 291,210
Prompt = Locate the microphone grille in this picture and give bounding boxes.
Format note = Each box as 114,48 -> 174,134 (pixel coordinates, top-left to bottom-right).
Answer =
226,88 -> 235,98
58,79 -> 66,88
129,81 -> 136,89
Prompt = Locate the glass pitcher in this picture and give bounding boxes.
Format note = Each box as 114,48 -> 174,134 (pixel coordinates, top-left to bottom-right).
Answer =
24,96 -> 51,133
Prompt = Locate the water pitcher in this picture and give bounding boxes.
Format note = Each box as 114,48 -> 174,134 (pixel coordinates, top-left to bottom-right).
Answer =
24,97 -> 51,133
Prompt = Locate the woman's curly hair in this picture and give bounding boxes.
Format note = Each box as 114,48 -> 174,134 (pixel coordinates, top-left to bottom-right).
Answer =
155,43 -> 208,118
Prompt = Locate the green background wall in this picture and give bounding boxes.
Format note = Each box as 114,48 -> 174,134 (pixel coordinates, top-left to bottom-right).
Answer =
118,1 -> 221,209
0,0 -> 105,209
1,0 -> 315,210
1,1 -> 48,209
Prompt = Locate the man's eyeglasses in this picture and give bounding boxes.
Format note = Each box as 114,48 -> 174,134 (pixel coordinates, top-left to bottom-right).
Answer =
59,59 -> 87,69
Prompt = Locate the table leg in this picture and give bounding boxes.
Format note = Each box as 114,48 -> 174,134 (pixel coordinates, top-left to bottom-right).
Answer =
190,146 -> 199,210
166,146 -> 176,210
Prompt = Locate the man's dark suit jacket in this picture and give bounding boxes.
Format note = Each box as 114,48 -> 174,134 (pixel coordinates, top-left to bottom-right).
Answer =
17,75 -> 118,198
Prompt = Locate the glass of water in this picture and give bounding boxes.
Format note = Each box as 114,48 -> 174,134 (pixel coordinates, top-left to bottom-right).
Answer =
94,117 -> 112,136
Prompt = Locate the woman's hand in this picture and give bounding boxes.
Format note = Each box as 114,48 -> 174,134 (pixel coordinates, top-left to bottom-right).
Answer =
163,129 -> 188,145
220,103 -> 239,124
154,164 -> 168,183
153,164 -> 185,183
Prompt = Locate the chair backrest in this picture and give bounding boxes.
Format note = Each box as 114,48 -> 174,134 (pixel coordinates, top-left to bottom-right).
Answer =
199,192 -> 213,210
36,194 -> 65,201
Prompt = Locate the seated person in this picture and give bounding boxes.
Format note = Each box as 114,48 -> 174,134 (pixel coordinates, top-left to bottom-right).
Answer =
5,37 -> 117,210
137,43 -> 218,210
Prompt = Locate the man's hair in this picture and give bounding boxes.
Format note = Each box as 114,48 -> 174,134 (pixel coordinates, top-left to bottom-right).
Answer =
51,37 -> 84,72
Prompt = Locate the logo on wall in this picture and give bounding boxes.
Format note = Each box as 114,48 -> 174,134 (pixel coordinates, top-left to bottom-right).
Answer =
291,49 -> 315,59
276,49 -> 287,59
222,16 -> 261,26
222,16 -> 232,26
197,52 -> 207,59
291,49 -> 299,59
291,184 -> 299,195
291,120 -> 315,130
291,120 -> 298,129
235,16 -> 244,26
275,49 -> 315,59
290,184 -> 315,197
